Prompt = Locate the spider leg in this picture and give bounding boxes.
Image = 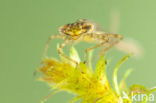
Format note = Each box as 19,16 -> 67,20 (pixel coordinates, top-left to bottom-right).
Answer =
83,39 -> 109,64
100,33 -> 123,54
42,35 -> 66,60
58,38 -> 84,73
91,33 -> 123,63
34,35 -> 65,76
40,90 -> 60,103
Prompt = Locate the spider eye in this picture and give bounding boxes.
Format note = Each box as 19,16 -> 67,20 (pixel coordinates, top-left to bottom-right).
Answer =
59,25 -> 67,34
82,24 -> 92,33
61,28 -> 66,33
85,25 -> 91,30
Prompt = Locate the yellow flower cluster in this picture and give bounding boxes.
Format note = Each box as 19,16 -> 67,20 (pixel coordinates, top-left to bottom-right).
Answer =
38,47 -> 155,103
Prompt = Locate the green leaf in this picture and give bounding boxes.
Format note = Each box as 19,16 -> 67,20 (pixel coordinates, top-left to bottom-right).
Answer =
94,55 -> 110,86
119,69 -> 133,94
113,54 -> 131,95
149,87 -> 156,93
70,46 -> 81,67
95,54 -> 106,80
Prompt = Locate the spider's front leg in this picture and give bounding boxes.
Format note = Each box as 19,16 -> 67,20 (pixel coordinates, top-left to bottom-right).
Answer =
42,35 -> 66,60
34,35 -> 65,76
40,90 -> 60,103
99,33 -> 123,54
58,38 -> 84,73
83,38 -> 109,64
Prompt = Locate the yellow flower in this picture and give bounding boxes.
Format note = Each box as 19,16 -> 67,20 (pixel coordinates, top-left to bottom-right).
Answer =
38,47 -> 156,103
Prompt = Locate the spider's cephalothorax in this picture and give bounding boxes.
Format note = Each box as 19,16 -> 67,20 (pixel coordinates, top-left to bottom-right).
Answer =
59,19 -> 94,40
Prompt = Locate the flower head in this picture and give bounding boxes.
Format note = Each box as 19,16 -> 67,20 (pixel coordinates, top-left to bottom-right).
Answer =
38,47 -> 156,103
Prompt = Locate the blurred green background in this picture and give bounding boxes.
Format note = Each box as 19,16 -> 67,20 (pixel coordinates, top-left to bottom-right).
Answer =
1,0 -> 156,103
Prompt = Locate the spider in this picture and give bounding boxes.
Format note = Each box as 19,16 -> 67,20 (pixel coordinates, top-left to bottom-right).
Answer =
42,19 -> 123,71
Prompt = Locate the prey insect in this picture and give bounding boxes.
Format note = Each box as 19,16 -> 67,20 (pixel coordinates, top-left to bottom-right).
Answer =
42,19 -> 123,71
